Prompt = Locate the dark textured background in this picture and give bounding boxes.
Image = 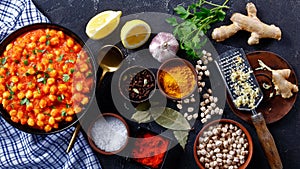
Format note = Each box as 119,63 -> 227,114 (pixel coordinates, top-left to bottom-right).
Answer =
32,0 -> 300,169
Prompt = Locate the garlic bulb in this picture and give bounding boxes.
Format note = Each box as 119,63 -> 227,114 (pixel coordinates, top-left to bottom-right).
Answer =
149,32 -> 179,62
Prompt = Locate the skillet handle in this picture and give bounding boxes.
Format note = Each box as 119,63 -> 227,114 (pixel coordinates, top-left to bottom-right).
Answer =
251,113 -> 283,169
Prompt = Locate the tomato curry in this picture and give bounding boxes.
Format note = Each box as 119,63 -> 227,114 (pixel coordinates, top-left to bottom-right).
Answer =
0,28 -> 94,132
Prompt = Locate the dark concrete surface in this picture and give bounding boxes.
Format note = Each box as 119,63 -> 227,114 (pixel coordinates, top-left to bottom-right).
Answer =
32,0 -> 300,169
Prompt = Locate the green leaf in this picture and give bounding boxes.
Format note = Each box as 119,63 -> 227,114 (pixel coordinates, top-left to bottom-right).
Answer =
20,98 -> 30,106
151,107 -> 191,130
65,59 -> 75,64
37,49 -> 46,53
57,54 -> 64,61
165,17 -> 178,26
1,57 -> 7,65
37,77 -> 45,83
135,102 -> 151,111
23,59 -> 29,66
62,74 -> 70,82
61,110 -> 67,116
46,40 -> 50,46
168,0 -> 229,60
216,10 -> 226,21
173,130 -> 189,149
174,6 -> 190,19
131,111 -> 152,123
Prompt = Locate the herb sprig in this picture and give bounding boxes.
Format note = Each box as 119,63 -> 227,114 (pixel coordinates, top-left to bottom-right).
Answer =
166,0 -> 229,59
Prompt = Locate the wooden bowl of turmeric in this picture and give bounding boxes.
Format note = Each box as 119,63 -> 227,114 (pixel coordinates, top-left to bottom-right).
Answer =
157,58 -> 197,100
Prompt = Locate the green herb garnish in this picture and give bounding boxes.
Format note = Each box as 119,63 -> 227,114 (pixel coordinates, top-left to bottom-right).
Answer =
20,98 -> 30,106
1,57 -> 7,65
57,54 -> 64,61
23,59 -> 29,66
65,59 -> 75,64
62,74 -> 70,82
61,110 -> 67,116
46,40 -> 50,46
66,104 -> 70,108
37,77 -> 46,84
166,0 -> 229,59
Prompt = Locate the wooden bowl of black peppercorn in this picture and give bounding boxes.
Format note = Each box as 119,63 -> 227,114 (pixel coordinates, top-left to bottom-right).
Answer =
119,65 -> 156,103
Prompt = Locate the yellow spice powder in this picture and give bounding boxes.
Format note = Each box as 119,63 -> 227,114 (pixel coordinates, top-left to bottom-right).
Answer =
159,65 -> 196,99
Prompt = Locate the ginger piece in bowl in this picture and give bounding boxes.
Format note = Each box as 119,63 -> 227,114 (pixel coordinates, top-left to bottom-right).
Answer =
257,60 -> 298,99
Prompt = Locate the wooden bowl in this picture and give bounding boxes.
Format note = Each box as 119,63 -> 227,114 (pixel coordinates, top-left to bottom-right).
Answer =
157,58 -> 197,100
193,119 -> 253,169
87,113 -> 130,155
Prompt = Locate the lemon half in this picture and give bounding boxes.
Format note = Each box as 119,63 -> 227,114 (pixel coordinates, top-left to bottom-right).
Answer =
86,10 -> 122,40
120,19 -> 151,49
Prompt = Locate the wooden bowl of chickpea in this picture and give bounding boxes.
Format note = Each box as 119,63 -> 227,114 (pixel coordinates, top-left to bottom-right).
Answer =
193,119 -> 253,169
0,23 -> 96,134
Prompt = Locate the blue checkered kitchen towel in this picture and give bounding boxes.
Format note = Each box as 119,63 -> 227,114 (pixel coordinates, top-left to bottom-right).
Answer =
0,0 -> 102,168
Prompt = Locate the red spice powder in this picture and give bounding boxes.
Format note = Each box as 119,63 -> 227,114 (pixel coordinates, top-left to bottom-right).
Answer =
132,132 -> 169,169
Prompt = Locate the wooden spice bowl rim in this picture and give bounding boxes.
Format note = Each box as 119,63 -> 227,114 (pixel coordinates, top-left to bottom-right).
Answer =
193,119 -> 253,169
118,65 -> 156,103
157,57 -> 197,100
87,113 -> 130,155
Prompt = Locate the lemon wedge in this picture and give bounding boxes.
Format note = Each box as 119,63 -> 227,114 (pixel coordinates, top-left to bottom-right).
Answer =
86,10 -> 122,40
120,19 -> 151,49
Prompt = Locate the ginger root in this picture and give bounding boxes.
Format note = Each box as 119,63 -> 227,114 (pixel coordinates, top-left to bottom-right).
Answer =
258,60 -> 298,99
212,2 -> 282,45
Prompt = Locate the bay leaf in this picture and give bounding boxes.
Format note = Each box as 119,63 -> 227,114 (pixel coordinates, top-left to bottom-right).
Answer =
135,102 -> 151,111
173,130 -> 189,149
131,110 -> 152,123
151,107 -> 191,130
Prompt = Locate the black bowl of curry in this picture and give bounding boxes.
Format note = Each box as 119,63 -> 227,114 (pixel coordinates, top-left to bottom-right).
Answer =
0,23 -> 96,134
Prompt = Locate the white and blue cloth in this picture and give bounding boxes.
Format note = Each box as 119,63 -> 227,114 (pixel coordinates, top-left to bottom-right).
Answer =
0,0 -> 102,168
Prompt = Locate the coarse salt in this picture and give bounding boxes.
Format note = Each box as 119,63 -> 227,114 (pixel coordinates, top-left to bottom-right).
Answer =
90,116 -> 128,152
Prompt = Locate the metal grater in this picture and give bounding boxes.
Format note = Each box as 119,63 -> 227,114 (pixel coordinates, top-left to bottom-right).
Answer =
215,48 -> 263,112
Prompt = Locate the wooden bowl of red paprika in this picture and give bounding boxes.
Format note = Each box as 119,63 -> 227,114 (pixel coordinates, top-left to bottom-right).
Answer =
157,58 -> 197,100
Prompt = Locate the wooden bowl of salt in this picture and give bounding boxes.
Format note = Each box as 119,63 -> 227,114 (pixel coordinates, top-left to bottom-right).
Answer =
87,113 -> 130,155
